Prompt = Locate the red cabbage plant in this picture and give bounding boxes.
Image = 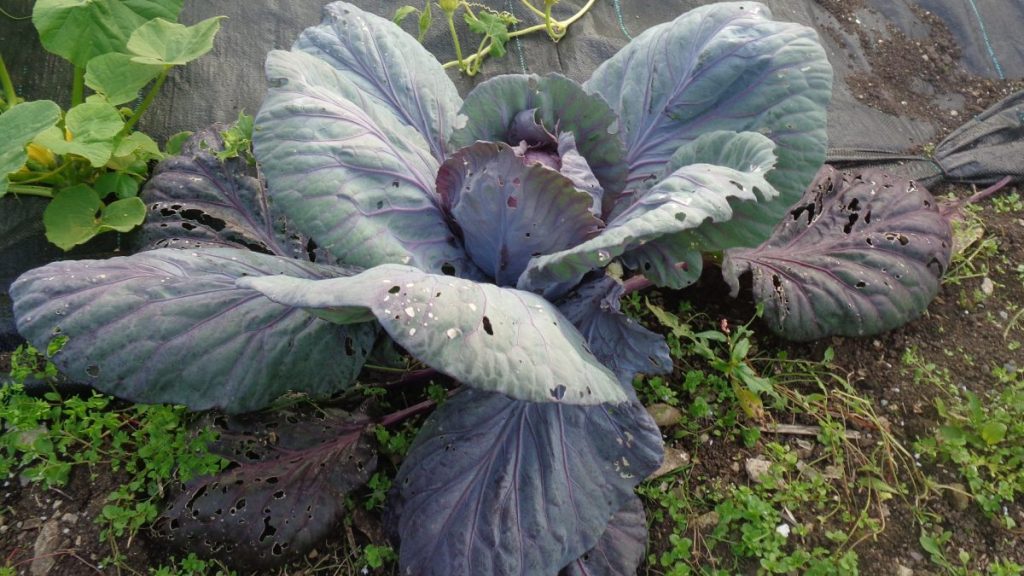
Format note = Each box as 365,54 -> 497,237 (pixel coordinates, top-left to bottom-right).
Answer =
8,2 -> 948,573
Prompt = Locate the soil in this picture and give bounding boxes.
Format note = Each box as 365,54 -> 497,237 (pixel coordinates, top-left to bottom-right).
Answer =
838,4 -> 1024,141
3,3 -> 1024,576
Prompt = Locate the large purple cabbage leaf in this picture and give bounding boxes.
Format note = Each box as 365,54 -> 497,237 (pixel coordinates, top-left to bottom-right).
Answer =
11,248 -> 376,413
585,2 -> 832,247
385,387 -> 662,576
254,47 -> 477,276
238,265 -> 627,405
158,406 -> 376,568
723,167 -> 952,341
293,1 -> 462,163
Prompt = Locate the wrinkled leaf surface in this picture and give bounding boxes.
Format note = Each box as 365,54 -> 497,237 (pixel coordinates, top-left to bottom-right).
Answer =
238,264 -> 626,405
723,167 -> 952,341
585,1 -> 831,239
12,248 -> 376,412
159,406 -> 376,568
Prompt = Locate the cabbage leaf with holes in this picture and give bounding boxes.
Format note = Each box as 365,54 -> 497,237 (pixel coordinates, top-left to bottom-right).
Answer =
11,2 -> 852,573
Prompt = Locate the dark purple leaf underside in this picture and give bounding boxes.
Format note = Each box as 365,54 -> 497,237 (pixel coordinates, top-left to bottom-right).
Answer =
723,166 -> 952,341
557,275 -> 672,385
158,407 -> 376,569
135,127 -> 326,261
387,388 -> 663,576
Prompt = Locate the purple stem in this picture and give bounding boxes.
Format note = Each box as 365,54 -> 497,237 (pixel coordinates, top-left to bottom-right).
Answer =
377,398 -> 438,428
940,176 -> 1014,218
621,274 -> 654,295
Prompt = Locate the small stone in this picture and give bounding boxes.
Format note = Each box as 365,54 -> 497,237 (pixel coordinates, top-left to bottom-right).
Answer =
31,518 -> 65,576
646,403 -> 683,428
20,518 -> 42,531
823,465 -> 843,480
909,551 -> 924,562
947,483 -> 971,511
896,565 -> 914,576
980,277 -> 994,295
694,511 -> 719,530
730,462 -> 741,473
744,457 -> 772,483
60,513 -> 78,525
794,439 -> 814,459
775,523 -> 791,538
651,447 -> 691,479
950,110 -> 959,117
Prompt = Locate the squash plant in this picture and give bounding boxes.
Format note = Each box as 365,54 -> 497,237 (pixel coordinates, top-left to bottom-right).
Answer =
0,0 -> 222,250
9,2 -> 954,573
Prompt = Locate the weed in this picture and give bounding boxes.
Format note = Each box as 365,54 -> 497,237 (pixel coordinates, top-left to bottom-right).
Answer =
1,344 -> 227,548
913,361 -> 1024,527
991,191 -> 1023,214
149,553 -> 236,576
946,204 -> 1000,287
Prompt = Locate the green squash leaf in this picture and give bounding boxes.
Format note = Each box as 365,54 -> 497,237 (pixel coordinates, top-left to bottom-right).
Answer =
84,53 -> 164,105
98,196 -> 146,232
465,11 -> 510,57
0,100 -> 62,196
43,184 -> 103,250
33,101 -> 125,167
127,16 -> 225,66
32,0 -> 183,67
112,131 -> 162,160
393,5 -> 417,24
94,172 -> 140,199
42,184 -> 145,250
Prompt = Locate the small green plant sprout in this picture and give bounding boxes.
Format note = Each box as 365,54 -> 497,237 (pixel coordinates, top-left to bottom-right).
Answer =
393,0 -> 594,75
913,361 -> 1024,528
648,300 -> 774,421
0,0 -> 224,249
